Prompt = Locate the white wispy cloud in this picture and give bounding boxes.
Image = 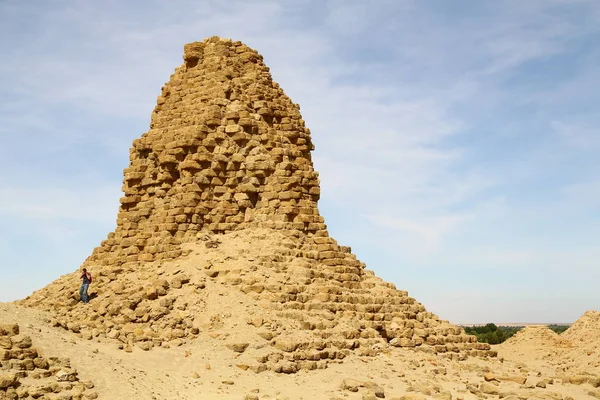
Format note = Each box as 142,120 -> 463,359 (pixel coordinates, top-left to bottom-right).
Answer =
553,121 -> 600,149
366,213 -> 468,251
0,184 -> 120,223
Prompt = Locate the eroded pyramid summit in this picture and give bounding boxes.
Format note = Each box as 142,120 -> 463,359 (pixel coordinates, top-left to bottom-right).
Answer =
91,37 -> 324,266
21,37 -> 494,373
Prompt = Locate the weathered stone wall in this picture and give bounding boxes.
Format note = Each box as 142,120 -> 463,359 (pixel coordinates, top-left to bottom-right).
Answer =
0,324 -> 96,399
86,37 -> 323,268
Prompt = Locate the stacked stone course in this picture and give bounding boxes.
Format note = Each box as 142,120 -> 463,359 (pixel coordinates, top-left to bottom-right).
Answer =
21,37 -> 495,373
87,37 -> 323,268
0,324 -> 96,400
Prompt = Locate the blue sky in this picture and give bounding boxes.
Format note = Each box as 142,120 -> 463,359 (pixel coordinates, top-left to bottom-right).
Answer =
0,0 -> 598,324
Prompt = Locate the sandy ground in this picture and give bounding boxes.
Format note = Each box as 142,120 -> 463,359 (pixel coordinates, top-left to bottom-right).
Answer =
1,304 -> 599,400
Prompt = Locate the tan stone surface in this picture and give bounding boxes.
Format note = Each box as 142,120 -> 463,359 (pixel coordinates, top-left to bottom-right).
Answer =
2,303 -> 600,400
563,310 -> 600,343
0,322 -> 97,399
497,317 -> 600,376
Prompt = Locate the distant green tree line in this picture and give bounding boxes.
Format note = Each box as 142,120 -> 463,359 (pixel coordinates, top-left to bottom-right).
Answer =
462,323 -> 570,344
463,323 -> 521,344
547,324 -> 570,334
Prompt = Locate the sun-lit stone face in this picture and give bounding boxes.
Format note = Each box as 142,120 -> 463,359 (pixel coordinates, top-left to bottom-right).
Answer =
88,36 -> 325,267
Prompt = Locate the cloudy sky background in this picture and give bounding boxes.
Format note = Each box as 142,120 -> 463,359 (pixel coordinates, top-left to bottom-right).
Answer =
1,0 -> 598,323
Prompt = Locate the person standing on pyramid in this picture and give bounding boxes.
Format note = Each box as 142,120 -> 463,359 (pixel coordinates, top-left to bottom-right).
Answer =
79,268 -> 92,304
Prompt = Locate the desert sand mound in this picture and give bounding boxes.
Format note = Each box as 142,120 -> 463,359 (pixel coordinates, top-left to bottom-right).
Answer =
563,310 -> 600,343
496,316 -> 600,377
501,325 -> 573,349
559,311 -> 600,375
496,326 -> 573,365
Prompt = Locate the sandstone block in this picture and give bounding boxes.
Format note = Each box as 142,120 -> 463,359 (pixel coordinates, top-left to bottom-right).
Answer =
569,375 -> 588,385
0,373 -> 17,389
145,287 -> 159,300
55,369 -> 78,382
479,382 -> 499,395
226,343 -> 250,353
33,357 -> 50,369
274,338 -> 300,353
136,341 -> 154,351
11,335 -> 32,349
363,382 -> 385,398
0,336 -> 11,349
257,331 -> 275,341
0,324 -> 19,336
170,275 -> 190,289
390,337 -> 416,348
341,379 -> 362,392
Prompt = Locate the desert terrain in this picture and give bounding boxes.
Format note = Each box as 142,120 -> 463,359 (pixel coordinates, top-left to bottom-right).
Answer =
1,37 -> 598,400
1,302 -> 599,399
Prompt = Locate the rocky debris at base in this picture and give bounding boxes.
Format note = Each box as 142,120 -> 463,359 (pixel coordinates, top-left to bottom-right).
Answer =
1,303 -> 599,400
19,228 -> 496,374
0,324 -> 97,400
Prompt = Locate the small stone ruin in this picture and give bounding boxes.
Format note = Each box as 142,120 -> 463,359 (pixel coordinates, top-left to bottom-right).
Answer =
0,324 -> 97,399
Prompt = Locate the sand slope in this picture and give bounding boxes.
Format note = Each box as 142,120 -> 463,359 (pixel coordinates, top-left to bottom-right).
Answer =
2,304 -> 600,400
496,311 -> 600,395
563,311 -> 600,344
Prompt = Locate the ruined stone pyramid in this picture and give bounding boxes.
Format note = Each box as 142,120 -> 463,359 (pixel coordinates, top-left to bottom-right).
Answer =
20,37 -> 494,373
